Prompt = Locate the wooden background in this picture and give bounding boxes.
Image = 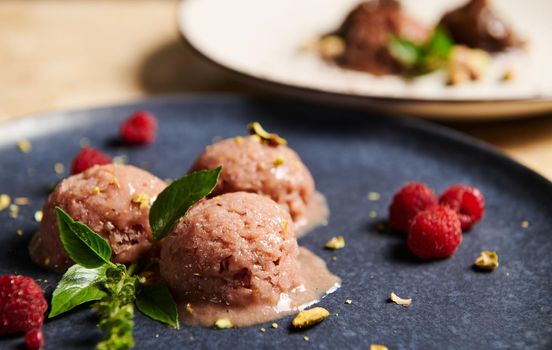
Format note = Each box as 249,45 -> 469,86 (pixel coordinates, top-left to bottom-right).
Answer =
1,0 -> 551,179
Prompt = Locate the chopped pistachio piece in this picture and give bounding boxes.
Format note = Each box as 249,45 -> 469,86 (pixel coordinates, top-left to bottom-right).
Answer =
324,235 -> 345,250
259,327 -> 266,333
132,193 -> 150,209
318,35 -> 346,59
34,210 -> 43,222
271,323 -> 278,329
447,45 -> 490,85
369,210 -> 378,218
474,251 -> 499,270
390,292 -> 412,307
345,299 -> 352,305
502,69 -> 515,82
16,229 -> 24,236
214,318 -> 233,329
292,307 -> 330,328
9,204 -> 19,219
303,336 -> 310,342
113,155 -> 128,165
368,192 -> 381,201
14,197 -> 30,205
273,155 -> 286,167
17,139 -> 32,153
370,345 -> 389,350
0,194 -> 10,211
248,121 -> 287,146
54,163 -> 65,175
520,220 -> 529,229
234,136 -> 244,144
91,186 -> 101,195
185,303 -> 193,314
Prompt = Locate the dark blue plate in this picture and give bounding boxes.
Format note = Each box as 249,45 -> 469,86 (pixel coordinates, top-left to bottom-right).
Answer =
1,96 -> 551,349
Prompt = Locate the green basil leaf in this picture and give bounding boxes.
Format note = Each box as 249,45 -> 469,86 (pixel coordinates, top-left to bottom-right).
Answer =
56,207 -> 113,268
425,27 -> 454,59
420,27 -> 454,70
149,167 -> 221,242
136,284 -> 179,328
389,37 -> 420,68
389,27 -> 454,74
49,264 -> 108,318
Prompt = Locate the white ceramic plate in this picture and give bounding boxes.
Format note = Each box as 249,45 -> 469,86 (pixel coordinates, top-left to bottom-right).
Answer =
178,0 -> 552,120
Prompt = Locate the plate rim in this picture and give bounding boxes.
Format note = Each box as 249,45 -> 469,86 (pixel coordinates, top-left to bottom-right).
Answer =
1,93 -> 551,192
176,0 -> 552,106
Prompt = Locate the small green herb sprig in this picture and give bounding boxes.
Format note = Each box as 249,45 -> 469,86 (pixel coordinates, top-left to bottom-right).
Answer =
49,167 -> 222,350
389,27 -> 454,75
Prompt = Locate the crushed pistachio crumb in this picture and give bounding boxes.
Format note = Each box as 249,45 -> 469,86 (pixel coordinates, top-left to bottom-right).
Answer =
368,192 -> 381,201
292,307 -> 330,328
370,345 -> 389,350
0,194 -> 10,211
16,229 -> 23,236
369,210 -> 378,218
17,139 -> 32,153
260,327 -> 266,333
324,235 -> 345,250
502,69 -> 515,82
248,121 -> 287,146
34,210 -> 43,222
271,323 -> 278,329
9,204 -> 19,219
317,35 -> 346,59
390,292 -> 412,307
185,303 -> 193,314
91,186 -> 101,195
303,336 -> 310,342
54,163 -> 65,175
281,219 -> 288,232
331,256 -> 337,261
14,197 -> 30,206
132,193 -> 150,209
234,136 -> 244,144
113,155 -> 128,165
345,299 -> 352,305
273,155 -> 286,167
520,220 -> 529,229
214,318 -> 233,329
474,251 -> 499,270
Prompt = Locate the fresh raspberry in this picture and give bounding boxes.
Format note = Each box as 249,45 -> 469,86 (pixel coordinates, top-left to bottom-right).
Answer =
0,275 -> 48,336
407,206 -> 462,260
439,184 -> 485,230
25,328 -> 44,350
120,110 -> 157,145
389,182 -> 438,232
71,147 -> 112,175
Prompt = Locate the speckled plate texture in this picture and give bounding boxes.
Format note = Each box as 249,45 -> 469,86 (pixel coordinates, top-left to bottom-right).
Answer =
0,96 -> 551,349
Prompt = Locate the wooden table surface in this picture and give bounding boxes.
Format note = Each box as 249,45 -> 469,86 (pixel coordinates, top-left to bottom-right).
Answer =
2,0 -> 551,179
